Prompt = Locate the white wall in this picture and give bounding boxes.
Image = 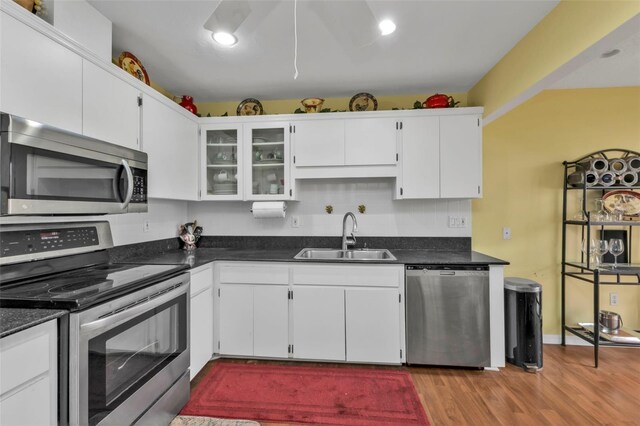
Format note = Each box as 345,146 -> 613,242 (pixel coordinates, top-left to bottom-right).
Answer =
189,178 -> 471,237
1,180 -> 471,245
0,199 -> 188,246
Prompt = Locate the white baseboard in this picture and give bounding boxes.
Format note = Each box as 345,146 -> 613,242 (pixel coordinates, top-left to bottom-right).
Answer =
543,334 -> 592,346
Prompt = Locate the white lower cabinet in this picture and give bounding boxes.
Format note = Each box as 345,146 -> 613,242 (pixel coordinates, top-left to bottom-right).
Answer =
292,286 -> 346,361
0,319 -> 57,426
216,263 -> 290,358
253,286 -> 289,358
189,264 -> 214,379
345,288 -> 401,363
214,262 -> 405,365
218,284 -> 289,357
218,284 -> 254,356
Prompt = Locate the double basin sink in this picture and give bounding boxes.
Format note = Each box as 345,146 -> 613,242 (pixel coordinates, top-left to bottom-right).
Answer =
294,248 -> 396,261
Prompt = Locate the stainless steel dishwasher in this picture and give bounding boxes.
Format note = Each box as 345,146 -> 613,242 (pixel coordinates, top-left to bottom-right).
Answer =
406,265 -> 490,367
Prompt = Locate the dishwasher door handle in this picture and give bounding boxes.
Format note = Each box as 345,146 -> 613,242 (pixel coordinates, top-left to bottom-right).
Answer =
439,271 -> 456,276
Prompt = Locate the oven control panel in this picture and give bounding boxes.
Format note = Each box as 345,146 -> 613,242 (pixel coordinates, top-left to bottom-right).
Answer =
0,226 -> 99,257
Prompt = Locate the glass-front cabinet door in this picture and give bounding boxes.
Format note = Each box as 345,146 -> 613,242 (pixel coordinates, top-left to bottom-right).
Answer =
245,122 -> 291,200
201,124 -> 243,200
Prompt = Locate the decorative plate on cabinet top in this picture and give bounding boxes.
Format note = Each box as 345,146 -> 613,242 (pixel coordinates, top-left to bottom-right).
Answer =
237,98 -> 264,116
349,93 -> 378,112
603,190 -> 640,217
118,51 -> 150,85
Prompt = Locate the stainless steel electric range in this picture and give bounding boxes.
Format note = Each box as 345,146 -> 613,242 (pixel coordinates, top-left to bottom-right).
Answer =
0,221 -> 191,426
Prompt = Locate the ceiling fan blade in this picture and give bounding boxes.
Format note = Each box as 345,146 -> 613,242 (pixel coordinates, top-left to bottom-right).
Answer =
307,0 -> 379,49
203,0 -> 252,34
204,0 -> 281,38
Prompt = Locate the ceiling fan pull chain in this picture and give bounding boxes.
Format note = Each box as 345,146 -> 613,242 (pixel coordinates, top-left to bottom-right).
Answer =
293,0 -> 299,80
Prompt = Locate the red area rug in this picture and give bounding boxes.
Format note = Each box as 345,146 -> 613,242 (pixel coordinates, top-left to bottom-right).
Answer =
181,362 -> 430,425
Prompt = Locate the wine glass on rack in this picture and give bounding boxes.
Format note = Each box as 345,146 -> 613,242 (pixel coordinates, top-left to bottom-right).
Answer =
573,197 -> 586,220
594,239 -> 609,268
593,199 -> 610,221
581,238 -> 595,266
608,239 -> 625,269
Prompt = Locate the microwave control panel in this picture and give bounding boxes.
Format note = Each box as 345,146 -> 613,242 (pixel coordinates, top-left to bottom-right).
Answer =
131,169 -> 147,203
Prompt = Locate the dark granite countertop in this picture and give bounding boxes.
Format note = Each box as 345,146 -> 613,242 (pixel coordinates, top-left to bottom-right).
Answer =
0,308 -> 67,338
118,247 -> 508,269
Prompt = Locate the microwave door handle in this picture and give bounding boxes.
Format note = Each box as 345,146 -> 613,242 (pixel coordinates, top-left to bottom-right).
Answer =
120,159 -> 134,210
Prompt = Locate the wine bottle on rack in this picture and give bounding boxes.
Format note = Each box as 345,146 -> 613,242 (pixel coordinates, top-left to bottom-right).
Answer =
568,171 -> 598,187
620,171 -> 639,187
598,171 -> 616,187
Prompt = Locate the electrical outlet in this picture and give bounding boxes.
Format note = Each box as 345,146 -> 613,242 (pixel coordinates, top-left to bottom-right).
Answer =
448,216 -> 465,228
292,216 -> 300,228
502,227 -> 511,240
143,220 -> 150,233
609,292 -> 619,306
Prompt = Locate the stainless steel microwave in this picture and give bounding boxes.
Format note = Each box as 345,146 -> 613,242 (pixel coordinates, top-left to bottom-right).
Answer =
1,113 -> 148,216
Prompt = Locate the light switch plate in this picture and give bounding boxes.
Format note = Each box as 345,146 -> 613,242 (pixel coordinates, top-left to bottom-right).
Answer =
502,227 -> 511,240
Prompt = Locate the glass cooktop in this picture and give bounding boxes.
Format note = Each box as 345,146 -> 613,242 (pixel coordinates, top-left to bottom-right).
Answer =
0,263 -> 188,311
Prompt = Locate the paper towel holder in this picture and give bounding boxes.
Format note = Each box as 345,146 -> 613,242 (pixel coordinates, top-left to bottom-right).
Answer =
249,201 -> 287,214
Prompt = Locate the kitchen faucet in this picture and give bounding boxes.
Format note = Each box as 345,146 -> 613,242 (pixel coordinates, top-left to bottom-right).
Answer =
342,212 -> 358,250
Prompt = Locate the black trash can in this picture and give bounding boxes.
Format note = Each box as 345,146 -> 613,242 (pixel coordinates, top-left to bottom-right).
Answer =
504,277 -> 543,372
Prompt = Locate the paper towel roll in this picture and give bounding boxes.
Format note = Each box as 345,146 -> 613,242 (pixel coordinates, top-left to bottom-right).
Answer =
251,201 -> 286,218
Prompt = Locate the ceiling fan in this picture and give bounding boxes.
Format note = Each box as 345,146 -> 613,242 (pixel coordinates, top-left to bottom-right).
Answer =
203,0 -> 389,50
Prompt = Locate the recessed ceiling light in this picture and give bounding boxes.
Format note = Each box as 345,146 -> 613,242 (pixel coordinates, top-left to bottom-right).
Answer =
212,31 -> 237,47
378,19 -> 396,36
601,49 -> 621,58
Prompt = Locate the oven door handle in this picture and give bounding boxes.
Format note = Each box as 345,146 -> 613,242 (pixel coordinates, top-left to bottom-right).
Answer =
80,281 -> 188,335
120,159 -> 134,210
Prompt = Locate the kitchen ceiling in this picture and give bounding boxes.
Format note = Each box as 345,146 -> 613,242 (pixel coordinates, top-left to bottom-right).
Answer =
89,0 -> 559,102
551,31 -> 640,89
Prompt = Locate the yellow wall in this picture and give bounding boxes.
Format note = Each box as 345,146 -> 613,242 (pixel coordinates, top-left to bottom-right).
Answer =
473,87 -> 640,333
468,1 -> 640,119
195,93 -> 468,117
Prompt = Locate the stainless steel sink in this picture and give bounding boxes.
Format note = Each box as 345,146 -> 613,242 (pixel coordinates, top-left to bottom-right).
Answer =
294,248 -> 397,261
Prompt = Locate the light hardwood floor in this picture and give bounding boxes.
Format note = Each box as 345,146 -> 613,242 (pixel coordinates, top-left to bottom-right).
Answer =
192,345 -> 640,426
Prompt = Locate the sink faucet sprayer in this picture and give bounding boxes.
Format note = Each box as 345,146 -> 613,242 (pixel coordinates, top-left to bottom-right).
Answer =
342,212 -> 358,250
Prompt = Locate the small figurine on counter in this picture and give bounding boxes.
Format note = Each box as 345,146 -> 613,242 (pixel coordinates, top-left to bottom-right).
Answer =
179,220 -> 203,250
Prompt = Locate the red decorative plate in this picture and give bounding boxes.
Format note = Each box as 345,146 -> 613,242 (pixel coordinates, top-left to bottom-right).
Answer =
603,190 -> 640,217
118,51 -> 150,85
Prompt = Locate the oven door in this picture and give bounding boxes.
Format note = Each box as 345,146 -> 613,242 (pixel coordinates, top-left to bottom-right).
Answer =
69,273 -> 190,426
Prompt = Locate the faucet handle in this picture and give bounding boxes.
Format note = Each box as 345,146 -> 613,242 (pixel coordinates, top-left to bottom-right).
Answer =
346,234 -> 357,249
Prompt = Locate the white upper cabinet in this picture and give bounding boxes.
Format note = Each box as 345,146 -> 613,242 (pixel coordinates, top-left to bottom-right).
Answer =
245,122 -> 292,200
344,117 -> 398,166
293,120 -> 345,167
0,12 -> 83,133
82,60 -> 141,150
397,116 -> 440,199
201,124 -> 244,200
396,111 -> 483,199
440,115 -> 482,198
142,94 -> 199,200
